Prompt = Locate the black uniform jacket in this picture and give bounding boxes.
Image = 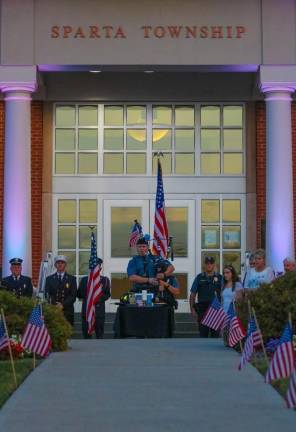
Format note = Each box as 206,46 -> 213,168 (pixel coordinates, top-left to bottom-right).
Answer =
45,272 -> 77,322
1,275 -> 33,298
77,275 -> 111,315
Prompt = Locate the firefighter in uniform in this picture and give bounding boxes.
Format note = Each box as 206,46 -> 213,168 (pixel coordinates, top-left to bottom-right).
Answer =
1,258 -> 33,298
45,255 -> 77,326
190,256 -> 222,338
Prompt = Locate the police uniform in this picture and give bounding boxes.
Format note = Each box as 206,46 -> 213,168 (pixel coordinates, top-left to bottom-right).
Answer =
45,272 -> 77,325
77,275 -> 111,339
127,254 -> 171,293
1,258 -> 33,298
190,271 -> 222,337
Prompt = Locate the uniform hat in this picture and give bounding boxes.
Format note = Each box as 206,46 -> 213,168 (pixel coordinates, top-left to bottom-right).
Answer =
9,258 -> 23,265
96,257 -> 103,265
204,256 -> 215,264
136,237 -> 148,246
54,255 -> 68,264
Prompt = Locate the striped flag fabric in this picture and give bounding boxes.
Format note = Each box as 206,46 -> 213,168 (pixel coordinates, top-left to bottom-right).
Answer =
0,315 -> 9,352
238,317 -> 262,370
152,159 -> 169,258
201,297 -> 227,331
129,220 -> 143,247
265,322 -> 295,383
222,301 -> 235,330
228,309 -> 246,348
21,305 -> 51,357
86,231 -> 103,335
286,368 -> 296,409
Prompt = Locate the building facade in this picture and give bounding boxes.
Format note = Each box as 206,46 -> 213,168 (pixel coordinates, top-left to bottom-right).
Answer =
0,0 -> 296,311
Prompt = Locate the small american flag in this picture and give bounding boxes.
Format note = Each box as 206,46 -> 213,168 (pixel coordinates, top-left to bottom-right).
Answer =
0,315 -> 9,352
228,308 -> 246,348
265,322 -> 295,383
86,232 -> 103,335
238,317 -> 262,370
152,159 -> 168,258
222,301 -> 235,330
201,297 -> 227,331
286,368 -> 296,409
21,305 -> 51,357
129,220 -> 143,247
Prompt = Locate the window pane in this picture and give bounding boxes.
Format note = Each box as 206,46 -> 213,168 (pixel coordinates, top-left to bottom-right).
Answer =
201,129 -> 220,151
126,153 -> 146,174
223,154 -> 243,175
103,153 -> 124,174
78,106 -> 98,126
78,153 -> 98,174
223,226 -> 241,249
166,207 -> 188,257
79,251 -> 90,275
111,273 -> 133,299
175,106 -> 194,127
55,129 -> 75,150
223,252 -> 241,275
126,129 -> 146,150
223,200 -> 241,223
58,226 -> 76,249
152,154 -> 172,174
200,106 -> 220,127
153,106 -> 172,126
58,200 -> 76,223
58,251 -> 76,275
174,273 -> 188,299
104,106 -> 123,126
201,200 -> 219,223
79,200 -> 97,223
201,226 -> 220,249
79,226 -> 96,249
78,129 -> 98,150
175,129 -> 195,151
55,153 -> 75,174
127,106 -> 146,126
223,106 -> 243,127
56,106 -> 75,127
223,129 -> 243,151
201,154 -> 220,175
152,129 -> 172,150
175,154 -> 194,174
111,207 -> 141,257
201,251 -> 220,271
104,129 -> 124,150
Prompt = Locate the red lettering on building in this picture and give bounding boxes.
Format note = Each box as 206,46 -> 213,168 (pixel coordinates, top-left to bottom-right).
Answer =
141,26 -> 152,38
185,26 -> 197,38
226,25 -> 233,38
200,26 -> 209,38
114,26 -> 126,38
154,26 -> 166,38
236,26 -> 246,38
74,27 -> 86,38
211,26 -> 223,38
51,25 -> 60,38
63,26 -> 73,38
103,26 -> 113,38
167,26 -> 182,38
89,26 -> 100,38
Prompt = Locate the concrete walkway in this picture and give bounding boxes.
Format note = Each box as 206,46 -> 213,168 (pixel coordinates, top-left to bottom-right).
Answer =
0,339 -> 295,432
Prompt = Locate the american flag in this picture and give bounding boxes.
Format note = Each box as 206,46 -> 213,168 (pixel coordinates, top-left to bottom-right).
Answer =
286,368 -> 296,409
86,231 -> 103,335
265,322 -> 295,383
238,317 -> 262,370
152,159 -> 168,258
228,307 -> 246,348
201,297 -> 227,331
21,305 -> 51,357
0,315 -> 9,352
129,220 -> 143,247
222,301 -> 235,330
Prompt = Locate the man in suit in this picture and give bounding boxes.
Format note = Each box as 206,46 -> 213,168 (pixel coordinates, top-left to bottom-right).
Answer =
1,258 -> 33,298
45,255 -> 77,326
77,257 -> 111,339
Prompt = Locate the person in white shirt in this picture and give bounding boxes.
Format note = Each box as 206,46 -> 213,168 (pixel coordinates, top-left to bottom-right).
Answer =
243,249 -> 274,290
221,265 -> 243,313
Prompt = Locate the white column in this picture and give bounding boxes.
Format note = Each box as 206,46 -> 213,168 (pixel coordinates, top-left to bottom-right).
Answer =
1,85 -> 35,276
262,86 -> 295,272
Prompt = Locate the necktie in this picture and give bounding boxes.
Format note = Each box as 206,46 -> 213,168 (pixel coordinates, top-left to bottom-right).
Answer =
58,274 -> 62,282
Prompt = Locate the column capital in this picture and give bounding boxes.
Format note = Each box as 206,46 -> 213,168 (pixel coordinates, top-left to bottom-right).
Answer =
0,65 -> 37,95
258,65 -> 296,97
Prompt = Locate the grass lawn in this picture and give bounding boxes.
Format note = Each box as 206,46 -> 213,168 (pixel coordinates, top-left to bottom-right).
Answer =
0,358 -> 36,408
252,355 -> 289,400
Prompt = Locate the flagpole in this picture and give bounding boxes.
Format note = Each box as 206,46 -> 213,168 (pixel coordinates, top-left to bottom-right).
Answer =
1,308 -> 17,389
233,300 -> 243,353
252,306 -> 268,364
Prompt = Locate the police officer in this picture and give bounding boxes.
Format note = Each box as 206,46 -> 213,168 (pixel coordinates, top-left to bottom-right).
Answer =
127,237 -> 174,293
1,258 -> 33,298
77,257 -> 111,339
45,255 -> 77,326
190,256 -> 222,338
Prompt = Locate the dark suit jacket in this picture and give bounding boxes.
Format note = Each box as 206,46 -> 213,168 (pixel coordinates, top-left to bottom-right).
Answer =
45,272 -> 77,324
1,275 -> 33,298
77,275 -> 111,315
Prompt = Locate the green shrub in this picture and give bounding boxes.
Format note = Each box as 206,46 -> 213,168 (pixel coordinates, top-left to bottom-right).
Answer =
236,271 -> 296,341
0,290 -> 72,351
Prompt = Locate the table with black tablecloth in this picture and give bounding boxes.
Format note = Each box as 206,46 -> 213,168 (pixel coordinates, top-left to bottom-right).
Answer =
113,304 -> 175,338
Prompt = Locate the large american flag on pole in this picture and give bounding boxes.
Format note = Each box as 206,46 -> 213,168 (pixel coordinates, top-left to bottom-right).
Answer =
238,317 -> 262,370
201,297 -> 227,331
265,322 -> 295,383
286,368 -> 296,409
21,305 -> 51,357
0,315 -> 9,352
86,231 -> 103,335
129,220 -> 143,247
152,159 -> 168,258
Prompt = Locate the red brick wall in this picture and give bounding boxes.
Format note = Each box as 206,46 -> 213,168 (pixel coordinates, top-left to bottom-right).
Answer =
255,101 -> 266,248
31,102 -> 43,284
0,102 -> 4,270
